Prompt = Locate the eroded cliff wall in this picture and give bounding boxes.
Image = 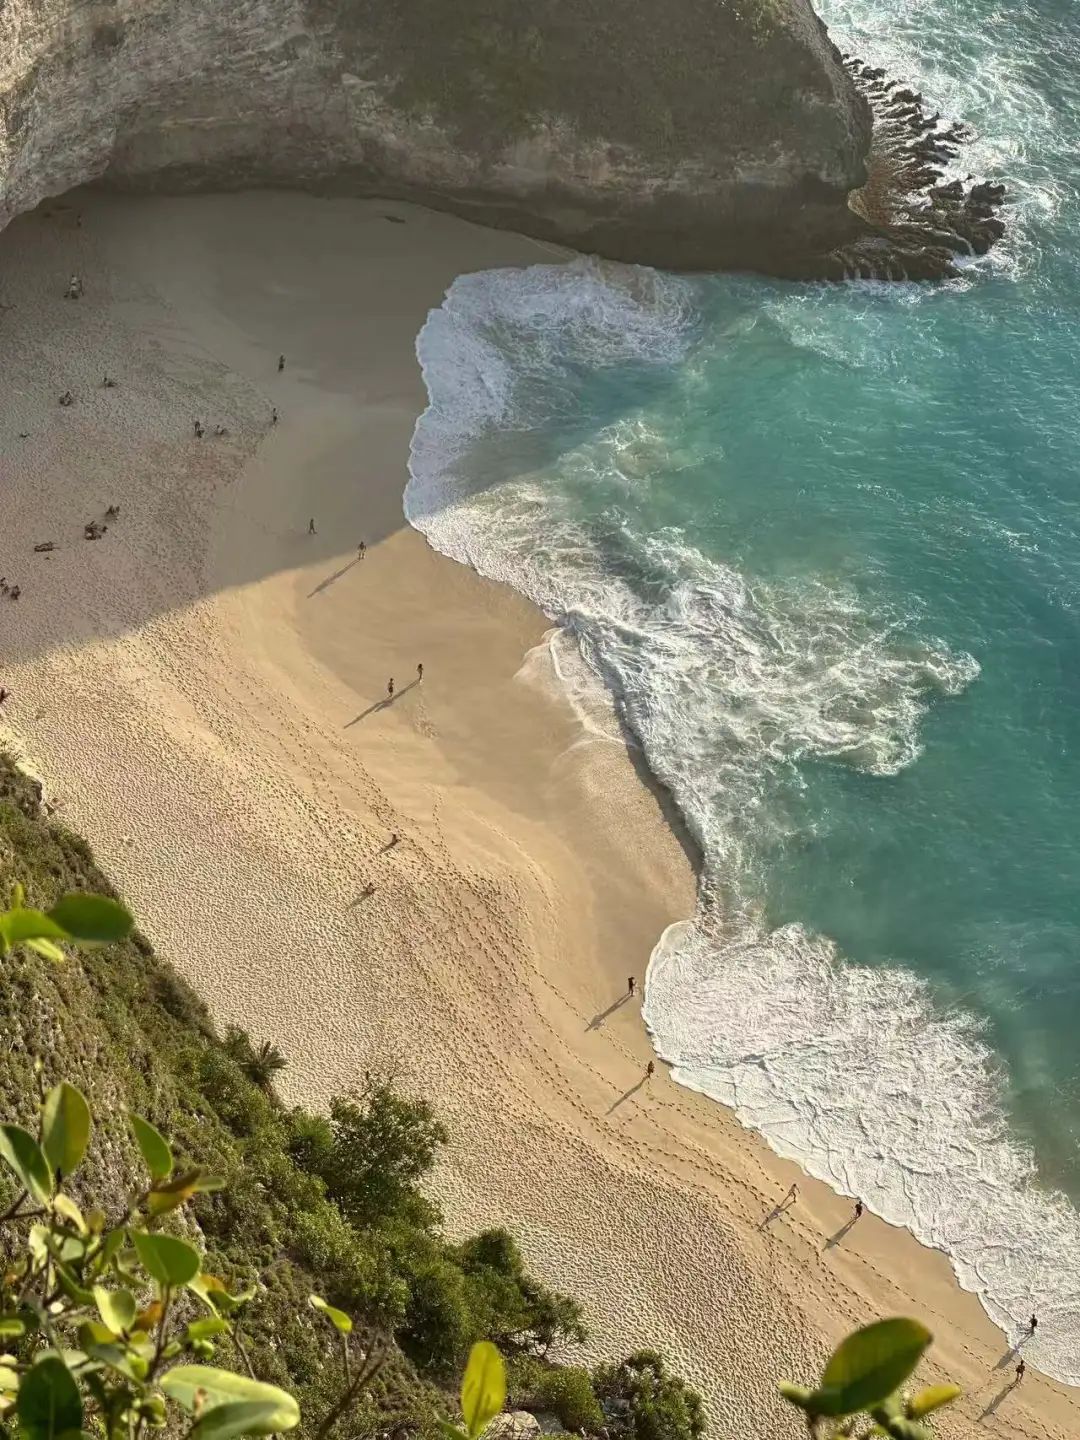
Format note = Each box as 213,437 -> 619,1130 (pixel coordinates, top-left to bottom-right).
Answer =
0,0 -> 872,273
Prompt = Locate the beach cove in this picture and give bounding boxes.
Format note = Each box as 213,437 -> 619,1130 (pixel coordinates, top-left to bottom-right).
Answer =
0,189 -> 1074,1437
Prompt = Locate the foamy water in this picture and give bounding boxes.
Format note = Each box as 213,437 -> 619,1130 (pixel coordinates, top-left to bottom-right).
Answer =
405,0 -> 1080,1385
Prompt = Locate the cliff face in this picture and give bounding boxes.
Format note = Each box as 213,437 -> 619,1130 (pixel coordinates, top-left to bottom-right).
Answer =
0,0 -> 872,273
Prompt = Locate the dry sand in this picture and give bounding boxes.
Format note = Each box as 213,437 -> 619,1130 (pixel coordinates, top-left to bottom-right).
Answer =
0,189 -> 1074,1438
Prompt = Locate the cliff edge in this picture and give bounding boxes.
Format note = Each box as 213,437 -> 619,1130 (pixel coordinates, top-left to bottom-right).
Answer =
0,0 -> 872,274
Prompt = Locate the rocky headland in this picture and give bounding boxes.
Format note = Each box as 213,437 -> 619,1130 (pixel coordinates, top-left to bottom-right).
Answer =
0,0 -> 1004,281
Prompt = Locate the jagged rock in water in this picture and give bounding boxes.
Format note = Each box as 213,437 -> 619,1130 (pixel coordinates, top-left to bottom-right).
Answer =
0,0 -> 874,275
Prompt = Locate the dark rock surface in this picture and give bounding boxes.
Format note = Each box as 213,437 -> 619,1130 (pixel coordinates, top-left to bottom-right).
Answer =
0,0 -> 873,276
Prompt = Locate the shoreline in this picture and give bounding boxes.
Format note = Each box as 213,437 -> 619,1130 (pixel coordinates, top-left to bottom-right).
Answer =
0,188 -> 1076,1437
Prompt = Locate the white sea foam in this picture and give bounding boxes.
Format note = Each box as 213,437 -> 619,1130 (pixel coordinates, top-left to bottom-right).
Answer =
406,257 -> 1080,1384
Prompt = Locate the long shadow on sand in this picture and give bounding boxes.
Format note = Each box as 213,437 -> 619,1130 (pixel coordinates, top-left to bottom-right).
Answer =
978,1380 -> 1018,1421
587,993 -> 632,1031
308,558 -> 358,597
607,1076 -> 648,1114
824,1216 -> 859,1250
344,679 -> 419,727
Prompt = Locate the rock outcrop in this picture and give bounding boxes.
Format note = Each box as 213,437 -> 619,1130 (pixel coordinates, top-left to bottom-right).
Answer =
0,0 -> 873,275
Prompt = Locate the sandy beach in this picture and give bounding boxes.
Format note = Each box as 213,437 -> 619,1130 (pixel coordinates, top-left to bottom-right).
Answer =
0,189 -> 1074,1437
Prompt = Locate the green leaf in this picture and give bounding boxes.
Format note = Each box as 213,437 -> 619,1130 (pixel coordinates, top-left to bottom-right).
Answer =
460,1342 -> 505,1440
160,1367 -> 299,1432
93,1287 -> 136,1336
42,1084 -> 91,1179
191,1401 -> 293,1440
16,1355 -> 83,1439
78,1321 -> 116,1348
0,1124 -> 53,1203
815,1320 -> 932,1418
905,1384 -> 961,1419
2,909 -> 69,943
46,896 -> 132,945
186,1318 -> 230,1342
52,1195 -> 87,1234
24,938 -> 67,963
0,1363 -> 18,1392
309,1295 -> 352,1334
131,1232 -> 200,1288
0,1317 -> 25,1338
438,1424 -> 468,1440
777,1382 -> 813,1410
129,1116 -> 173,1181
86,1343 -> 149,1383
147,1171 -> 203,1217
884,1422 -> 932,1440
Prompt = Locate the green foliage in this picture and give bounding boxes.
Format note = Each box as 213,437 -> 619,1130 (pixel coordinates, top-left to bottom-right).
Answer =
290,1080 -> 448,1230
592,1351 -> 705,1440
0,882 -> 132,963
0,1079 -> 298,1440
778,1319 -> 960,1438
17,1354 -> 83,1439
455,1231 -> 587,1356
161,1365 -> 300,1433
440,1341 -> 507,1440
461,1341 -> 506,1437
534,1366 -> 604,1432
130,1114 -> 173,1180
224,1027 -> 289,1091
41,1081 -> 92,1177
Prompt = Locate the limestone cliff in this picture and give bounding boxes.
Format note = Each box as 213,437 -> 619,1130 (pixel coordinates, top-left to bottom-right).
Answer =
0,0 -> 871,274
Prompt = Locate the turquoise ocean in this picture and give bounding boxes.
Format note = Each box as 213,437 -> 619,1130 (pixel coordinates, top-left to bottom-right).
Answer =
406,0 -> 1080,1382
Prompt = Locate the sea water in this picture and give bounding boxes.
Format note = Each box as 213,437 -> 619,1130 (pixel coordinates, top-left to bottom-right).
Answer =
406,0 -> 1080,1382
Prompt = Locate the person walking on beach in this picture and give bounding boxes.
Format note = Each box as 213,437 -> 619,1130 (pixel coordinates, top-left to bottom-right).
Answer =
628,976 -> 636,998
646,1060 -> 655,1080
1030,1313 -> 1038,1334
388,832 -> 400,849
358,541 -> 366,560
271,407 -> 278,424
1015,1359 -> 1026,1384
278,354 -> 286,373
194,419 -> 205,438
387,677 -> 394,699
308,517 -> 316,535
854,1198 -> 864,1221
783,1183 -> 799,1208
0,687 -> 8,707
416,662 -> 423,682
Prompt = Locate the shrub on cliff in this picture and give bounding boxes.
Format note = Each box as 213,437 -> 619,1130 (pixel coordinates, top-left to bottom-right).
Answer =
534,1365 -> 605,1432
593,1352 -> 705,1440
286,1081 -> 448,1232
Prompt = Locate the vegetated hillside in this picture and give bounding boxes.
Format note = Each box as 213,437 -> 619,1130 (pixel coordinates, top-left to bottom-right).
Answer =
0,756 -> 704,1440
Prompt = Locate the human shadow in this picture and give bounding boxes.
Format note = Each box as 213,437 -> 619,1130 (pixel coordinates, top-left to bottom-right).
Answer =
978,1380 -> 1017,1421
607,1077 -> 647,1114
348,885 -> 376,907
344,681 -> 420,728
994,1344 -> 1021,1372
758,1194 -> 798,1231
824,1216 -> 858,1251
307,558 -> 357,598
587,993 -> 631,1031
345,699 -> 391,727
993,1329 -> 1034,1370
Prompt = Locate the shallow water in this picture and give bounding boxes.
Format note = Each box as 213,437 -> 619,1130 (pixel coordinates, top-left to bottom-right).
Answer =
406,0 -> 1080,1383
